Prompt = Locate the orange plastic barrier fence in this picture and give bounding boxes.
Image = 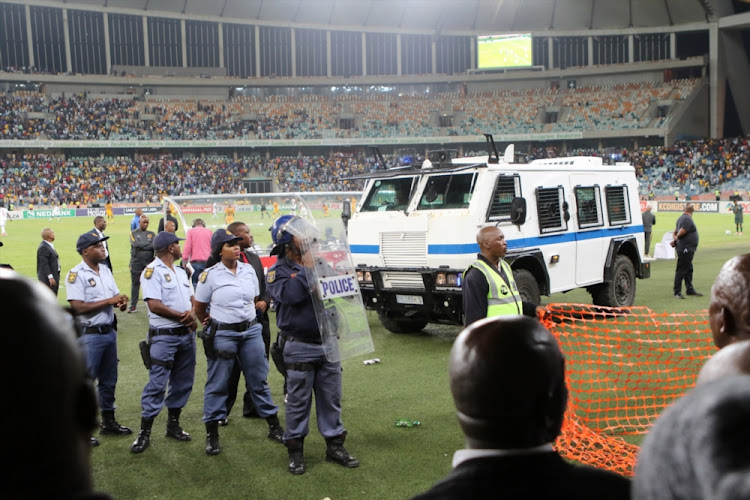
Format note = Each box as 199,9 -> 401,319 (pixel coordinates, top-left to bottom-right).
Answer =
542,303 -> 715,476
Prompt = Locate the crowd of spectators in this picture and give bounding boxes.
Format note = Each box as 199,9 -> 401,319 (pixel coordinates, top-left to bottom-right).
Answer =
2,136 -> 749,206
0,152 -> 372,206
0,79 -> 698,141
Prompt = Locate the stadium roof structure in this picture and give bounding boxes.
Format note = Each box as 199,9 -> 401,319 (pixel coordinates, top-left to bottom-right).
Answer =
36,0 -> 716,33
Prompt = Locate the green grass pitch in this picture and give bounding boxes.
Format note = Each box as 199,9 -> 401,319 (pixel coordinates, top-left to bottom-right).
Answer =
2,211 -> 744,499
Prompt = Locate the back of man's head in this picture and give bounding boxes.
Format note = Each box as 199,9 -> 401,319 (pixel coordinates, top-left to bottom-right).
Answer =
634,375 -> 750,500
697,340 -> 750,385
0,271 -> 98,496
450,315 -> 567,449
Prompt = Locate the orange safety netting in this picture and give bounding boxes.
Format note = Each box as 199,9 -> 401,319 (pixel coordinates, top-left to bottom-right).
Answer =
542,303 -> 716,477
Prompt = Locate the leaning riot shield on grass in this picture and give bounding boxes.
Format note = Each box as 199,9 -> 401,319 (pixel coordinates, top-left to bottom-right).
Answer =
280,211 -> 374,363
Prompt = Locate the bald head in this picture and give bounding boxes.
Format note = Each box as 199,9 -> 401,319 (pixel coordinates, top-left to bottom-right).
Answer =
685,204 -> 695,214
698,340 -> 750,385
41,227 -> 55,242
0,271 -> 98,496
450,315 -> 567,449
476,226 -> 507,263
709,254 -> 750,348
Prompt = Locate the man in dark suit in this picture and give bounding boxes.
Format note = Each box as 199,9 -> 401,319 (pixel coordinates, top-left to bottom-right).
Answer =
37,228 -> 60,295
93,216 -> 112,270
411,316 -> 631,500
157,207 -> 179,233
206,221 -> 272,423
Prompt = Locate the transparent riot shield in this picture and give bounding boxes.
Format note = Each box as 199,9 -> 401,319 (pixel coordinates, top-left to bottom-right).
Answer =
281,206 -> 374,362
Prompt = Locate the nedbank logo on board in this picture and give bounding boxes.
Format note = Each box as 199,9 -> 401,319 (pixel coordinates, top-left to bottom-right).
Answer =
25,209 -> 75,219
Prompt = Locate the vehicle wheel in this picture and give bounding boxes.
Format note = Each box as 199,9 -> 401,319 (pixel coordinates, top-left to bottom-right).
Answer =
592,255 -> 636,307
378,313 -> 428,334
513,269 -> 541,304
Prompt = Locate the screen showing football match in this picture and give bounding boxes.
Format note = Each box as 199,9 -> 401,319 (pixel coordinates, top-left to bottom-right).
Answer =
477,33 -> 533,69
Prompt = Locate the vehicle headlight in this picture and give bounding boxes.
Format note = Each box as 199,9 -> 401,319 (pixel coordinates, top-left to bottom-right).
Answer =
435,273 -> 446,285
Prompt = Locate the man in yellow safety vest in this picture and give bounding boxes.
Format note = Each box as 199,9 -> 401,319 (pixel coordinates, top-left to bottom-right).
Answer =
462,226 -> 545,326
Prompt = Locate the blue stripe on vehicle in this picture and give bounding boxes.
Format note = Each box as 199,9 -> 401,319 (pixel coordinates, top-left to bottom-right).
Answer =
351,225 -> 643,255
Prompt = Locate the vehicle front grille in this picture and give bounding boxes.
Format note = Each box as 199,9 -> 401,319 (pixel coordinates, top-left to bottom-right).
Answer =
381,272 -> 425,290
381,231 -> 427,267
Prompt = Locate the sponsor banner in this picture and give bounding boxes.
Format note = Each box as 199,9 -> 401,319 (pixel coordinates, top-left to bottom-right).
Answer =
8,211 -> 23,220
123,206 -> 164,215
722,201 -> 750,213
179,206 -> 212,214
259,255 -> 277,274
78,208 -> 107,217
24,208 -> 76,219
0,130 -> 583,149
657,201 -> 719,213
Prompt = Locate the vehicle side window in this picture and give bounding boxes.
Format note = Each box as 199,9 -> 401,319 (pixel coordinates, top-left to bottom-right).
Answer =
361,177 -> 415,212
417,173 -> 474,210
575,186 -> 603,228
605,185 -> 631,225
486,174 -> 521,222
537,186 -> 567,234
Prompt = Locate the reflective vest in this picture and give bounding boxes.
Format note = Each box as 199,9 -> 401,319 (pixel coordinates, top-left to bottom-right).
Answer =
467,259 -> 522,317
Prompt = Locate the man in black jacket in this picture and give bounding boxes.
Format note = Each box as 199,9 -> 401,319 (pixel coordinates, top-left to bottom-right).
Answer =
206,221 -> 272,422
411,316 -> 630,500
37,228 -> 60,295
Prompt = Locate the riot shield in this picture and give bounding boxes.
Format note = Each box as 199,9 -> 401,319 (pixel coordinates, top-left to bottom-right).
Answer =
281,206 -> 374,362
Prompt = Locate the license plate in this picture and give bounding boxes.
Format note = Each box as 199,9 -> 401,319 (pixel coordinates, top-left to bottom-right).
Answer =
396,294 -> 424,305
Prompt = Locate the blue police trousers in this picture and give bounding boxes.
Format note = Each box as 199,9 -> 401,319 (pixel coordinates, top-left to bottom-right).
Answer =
283,339 -> 345,441
202,323 -> 278,422
78,329 -> 118,412
141,333 -> 196,419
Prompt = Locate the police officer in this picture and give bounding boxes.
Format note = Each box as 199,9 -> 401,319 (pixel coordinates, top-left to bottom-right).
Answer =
267,215 -> 359,475
205,221 -> 273,423
66,230 -> 131,442
194,229 -> 283,456
131,232 -> 197,454
129,215 -> 155,313
462,226 -> 545,326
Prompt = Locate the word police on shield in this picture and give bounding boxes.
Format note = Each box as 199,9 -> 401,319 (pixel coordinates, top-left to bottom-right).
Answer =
317,274 -> 360,299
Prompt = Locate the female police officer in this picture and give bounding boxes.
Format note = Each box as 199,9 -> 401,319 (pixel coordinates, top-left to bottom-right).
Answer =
194,229 -> 284,455
267,215 -> 359,475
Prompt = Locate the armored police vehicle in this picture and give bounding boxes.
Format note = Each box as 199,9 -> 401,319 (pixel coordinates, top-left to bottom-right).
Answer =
347,137 -> 650,333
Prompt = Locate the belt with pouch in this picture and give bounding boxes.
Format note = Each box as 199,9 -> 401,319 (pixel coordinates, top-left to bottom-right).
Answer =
284,334 -> 322,345
82,324 -> 114,335
213,318 -> 258,332
149,326 -> 191,336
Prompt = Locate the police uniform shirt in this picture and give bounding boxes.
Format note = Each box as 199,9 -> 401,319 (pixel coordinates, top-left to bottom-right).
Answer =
194,262 -> 259,324
266,256 -> 320,340
66,261 -> 119,327
141,257 -> 193,329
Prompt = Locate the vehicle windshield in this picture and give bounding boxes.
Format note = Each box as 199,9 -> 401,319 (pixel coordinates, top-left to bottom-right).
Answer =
360,177 -> 416,212
417,173 -> 475,210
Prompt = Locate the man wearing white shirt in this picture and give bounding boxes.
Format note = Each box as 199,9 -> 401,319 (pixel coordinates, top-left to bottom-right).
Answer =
0,204 -> 8,236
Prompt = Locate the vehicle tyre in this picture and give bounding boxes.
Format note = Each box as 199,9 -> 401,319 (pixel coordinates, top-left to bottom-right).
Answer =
592,255 -> 636,307
378,313 -> 428,334
513,269 -> 541,305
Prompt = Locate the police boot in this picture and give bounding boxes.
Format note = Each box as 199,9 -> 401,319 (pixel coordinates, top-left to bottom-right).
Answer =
100,410 -> 133,435
266,413 -> 284,443
205,421 -> 221,456
165,408 -> 191,442
130,417 -> 153,454
286,438 -> 305,475
325,432 -> 359,468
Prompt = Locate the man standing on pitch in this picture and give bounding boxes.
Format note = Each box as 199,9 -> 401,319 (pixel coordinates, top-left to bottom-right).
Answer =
129,215 -> 155,313
642,206 -> 655,257
671,204 -> 702,299
37,228 -> 60,295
